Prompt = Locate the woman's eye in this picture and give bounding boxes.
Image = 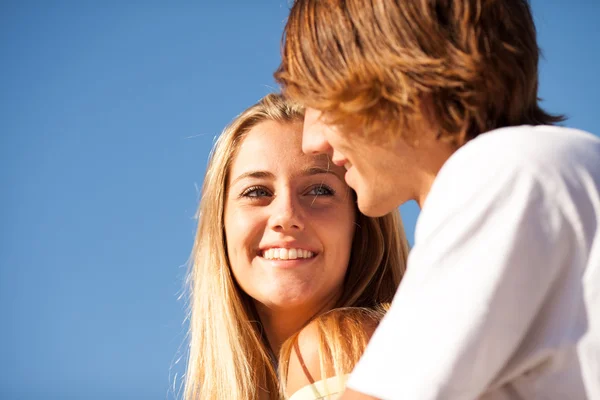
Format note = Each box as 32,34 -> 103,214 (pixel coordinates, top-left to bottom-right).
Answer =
307,185 -> 334,196
241,186 -> 271,198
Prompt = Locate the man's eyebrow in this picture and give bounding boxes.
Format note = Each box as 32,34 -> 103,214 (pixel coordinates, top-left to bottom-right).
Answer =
230,170 -> 274,186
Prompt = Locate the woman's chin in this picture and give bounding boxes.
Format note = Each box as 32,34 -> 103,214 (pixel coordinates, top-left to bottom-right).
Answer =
253,289 -> 317,312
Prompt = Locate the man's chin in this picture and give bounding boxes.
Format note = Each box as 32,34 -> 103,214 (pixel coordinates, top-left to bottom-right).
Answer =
356,195 -> 396,217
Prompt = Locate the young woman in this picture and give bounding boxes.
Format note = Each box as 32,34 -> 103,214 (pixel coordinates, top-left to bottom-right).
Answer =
183,94 -> 408,400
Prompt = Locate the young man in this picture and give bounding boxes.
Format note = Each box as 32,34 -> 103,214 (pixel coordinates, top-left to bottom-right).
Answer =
275,1 -> 600,399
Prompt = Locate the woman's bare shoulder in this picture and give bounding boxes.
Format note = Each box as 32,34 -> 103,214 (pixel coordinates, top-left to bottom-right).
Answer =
280,306 -> 388,398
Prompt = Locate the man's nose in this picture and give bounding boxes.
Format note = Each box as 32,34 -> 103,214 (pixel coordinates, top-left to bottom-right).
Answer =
302,107 -> 333,156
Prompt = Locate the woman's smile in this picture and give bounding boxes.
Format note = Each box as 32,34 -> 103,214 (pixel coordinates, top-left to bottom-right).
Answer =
257,249 -> 318,270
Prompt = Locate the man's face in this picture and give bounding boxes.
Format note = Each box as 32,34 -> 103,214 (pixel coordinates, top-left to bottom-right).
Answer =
302,108 -> 423,216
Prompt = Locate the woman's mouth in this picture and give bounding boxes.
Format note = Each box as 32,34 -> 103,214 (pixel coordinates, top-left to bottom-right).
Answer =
260,248 -> 315,260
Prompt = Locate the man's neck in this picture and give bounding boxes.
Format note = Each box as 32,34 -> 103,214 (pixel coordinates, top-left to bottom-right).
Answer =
413,137 -> 457,208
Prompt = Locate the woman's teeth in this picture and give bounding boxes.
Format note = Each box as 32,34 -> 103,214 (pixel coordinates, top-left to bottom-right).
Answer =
344,162 -> 352,170
262,248 -> 314,260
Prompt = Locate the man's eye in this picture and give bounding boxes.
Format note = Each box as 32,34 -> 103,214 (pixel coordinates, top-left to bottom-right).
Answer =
241,186 -> 271,198
307,185 -> 334,196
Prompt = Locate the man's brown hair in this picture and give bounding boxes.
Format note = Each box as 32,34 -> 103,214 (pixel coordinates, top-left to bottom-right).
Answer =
275,0 -> 563,146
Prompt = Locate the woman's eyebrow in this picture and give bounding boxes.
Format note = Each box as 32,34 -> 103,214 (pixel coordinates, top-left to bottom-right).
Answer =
302,166 -> 344,182
230,167 -> 343,187
230,170 -> 274,186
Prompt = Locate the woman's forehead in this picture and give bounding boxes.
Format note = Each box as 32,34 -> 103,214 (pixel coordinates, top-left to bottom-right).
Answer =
230,120 -> 338,177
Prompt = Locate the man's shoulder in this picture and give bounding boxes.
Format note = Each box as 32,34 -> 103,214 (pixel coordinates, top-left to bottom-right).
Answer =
433,125 -> 600,189
420,124 -> 600,239
456,125 -> 599,168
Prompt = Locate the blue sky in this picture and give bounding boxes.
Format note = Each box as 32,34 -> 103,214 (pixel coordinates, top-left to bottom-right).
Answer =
1,1 -> 598,399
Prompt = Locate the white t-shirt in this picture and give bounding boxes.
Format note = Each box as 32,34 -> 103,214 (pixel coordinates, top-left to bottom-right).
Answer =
347,125 -> 600,399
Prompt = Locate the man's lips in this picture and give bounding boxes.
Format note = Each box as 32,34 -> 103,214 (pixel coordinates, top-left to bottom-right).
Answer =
332,158 -> 352,170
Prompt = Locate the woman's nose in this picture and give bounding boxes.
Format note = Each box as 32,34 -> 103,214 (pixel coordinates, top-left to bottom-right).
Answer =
268,194 -> 304,232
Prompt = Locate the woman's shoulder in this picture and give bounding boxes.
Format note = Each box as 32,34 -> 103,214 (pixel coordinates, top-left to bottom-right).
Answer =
287,375 -> 349,400
280,305 -> 388,399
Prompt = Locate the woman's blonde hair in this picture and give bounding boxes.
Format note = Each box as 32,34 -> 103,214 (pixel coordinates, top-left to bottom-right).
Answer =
184,93 -> 408,400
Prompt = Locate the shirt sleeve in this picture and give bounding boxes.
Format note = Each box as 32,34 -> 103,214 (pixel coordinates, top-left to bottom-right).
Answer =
346,150 -> 575,399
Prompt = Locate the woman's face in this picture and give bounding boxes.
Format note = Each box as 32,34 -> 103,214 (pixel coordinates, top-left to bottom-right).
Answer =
224,120 -> 355,315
